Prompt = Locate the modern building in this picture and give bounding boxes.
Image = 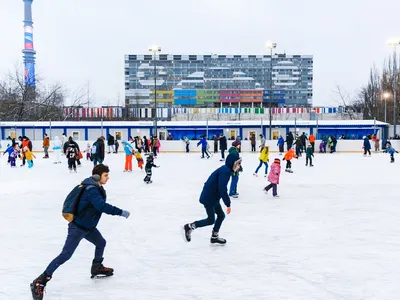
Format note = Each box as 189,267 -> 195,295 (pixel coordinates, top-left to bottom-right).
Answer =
125,54 -> 313,108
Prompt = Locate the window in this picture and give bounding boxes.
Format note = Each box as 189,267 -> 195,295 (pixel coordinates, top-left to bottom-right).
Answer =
72,132 -> 79,140
115,132 -> 122,140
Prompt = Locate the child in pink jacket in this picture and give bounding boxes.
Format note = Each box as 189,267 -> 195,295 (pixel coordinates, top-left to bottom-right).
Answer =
264,158 -> 281,197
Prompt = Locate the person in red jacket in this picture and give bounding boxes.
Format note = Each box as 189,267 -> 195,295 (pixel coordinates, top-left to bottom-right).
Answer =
283,148 -> 297,173
309,133 -> 316,153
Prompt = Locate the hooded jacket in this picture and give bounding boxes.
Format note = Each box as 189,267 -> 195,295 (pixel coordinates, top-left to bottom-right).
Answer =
199,158 -> 234,208
73,177 -> 123,230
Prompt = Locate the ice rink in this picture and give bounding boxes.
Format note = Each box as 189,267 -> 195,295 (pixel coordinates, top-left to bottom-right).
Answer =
1,150 -> 399,300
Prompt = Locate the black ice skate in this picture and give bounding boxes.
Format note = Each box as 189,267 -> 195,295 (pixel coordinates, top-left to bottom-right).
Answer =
91,259 -> 114,279
210,231 -> 226,245
183,223 -> 195,242
30,272 -> 51,300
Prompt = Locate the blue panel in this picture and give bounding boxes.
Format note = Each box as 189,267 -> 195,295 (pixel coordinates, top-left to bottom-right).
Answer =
174,99 -> 192,105
174,89 -> 196,97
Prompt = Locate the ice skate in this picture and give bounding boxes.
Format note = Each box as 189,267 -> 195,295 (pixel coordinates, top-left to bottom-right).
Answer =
30,273 -> 51,300
91,260 -> 114,279
264,174 -> 267,177
183,223 -> 195,242
210,231 -> 226,245
219,158 -> 225,162
253,173 -> 258,177
263,187 -> 268,194
273,195 -> 280,198
230,194 -> 238,198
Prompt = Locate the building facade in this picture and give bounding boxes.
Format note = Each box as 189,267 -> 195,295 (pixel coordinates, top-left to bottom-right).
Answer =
125,54 -> 313,108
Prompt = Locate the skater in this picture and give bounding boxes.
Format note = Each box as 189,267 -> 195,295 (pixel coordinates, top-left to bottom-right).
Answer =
20,136 -> 33,166
30,164 -> 130,300
183,153 -> 242,244
107,134 -> 115,154
85,142 -> 92,160
322,134 -> 328,153
286,131 -> 294,151
183,136 -> 190,153
52,136 -> 62,164
197,136 -> 210,159
43,134 -> 50,158
219,133 -> 227,161
23,146 -> 36,168
134,150 -> 144,170
122,140 -> 134,172
66,143 -> 78,172
151,136 -> 159,157
5,144 -> 19,168
283,147 -> 296,173
383,144 -> 399,163
143,153 -> 159,184
64,137 -> 81,166
263,158 -> 281,197
91,137 -> 105,166
213,135 -> 219,153
363,136 -> 371,156
305,144 -> 314,167
319,141 -> 325,153
277,135 -> 284,155
250,134 -> 256,152
143,136 -> 149,153
259,134 -> 266,150
374,135 -> 380,152
228,141 -> 242,198
294,136 -> 302,157
309,133 -> 315,153
300,132 -> 308,153
114,139 -> 120,153
253,146 -> 269,177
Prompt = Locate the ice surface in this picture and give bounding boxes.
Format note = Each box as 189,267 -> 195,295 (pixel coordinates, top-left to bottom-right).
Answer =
1,151 -> 399,300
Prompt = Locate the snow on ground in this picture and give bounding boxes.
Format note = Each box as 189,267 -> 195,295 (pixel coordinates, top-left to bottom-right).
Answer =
1,151 -> 400,300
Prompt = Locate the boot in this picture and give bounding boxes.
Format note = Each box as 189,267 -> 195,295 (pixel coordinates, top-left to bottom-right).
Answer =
184,223 -> 195,242
30,272 -> 51,300
210,230 -> 226,244
91,259 -> 114,278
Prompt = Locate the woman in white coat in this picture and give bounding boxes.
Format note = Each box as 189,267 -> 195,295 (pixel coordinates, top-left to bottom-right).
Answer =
53,136 -> 62,164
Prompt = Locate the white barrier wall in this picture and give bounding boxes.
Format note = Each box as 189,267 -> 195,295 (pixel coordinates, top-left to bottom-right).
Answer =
2,139 -> 399,153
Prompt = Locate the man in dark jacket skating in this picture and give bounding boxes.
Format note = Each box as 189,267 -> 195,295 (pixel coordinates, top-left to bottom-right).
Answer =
218,133 -> 227,161
183,152 -> 241,244
30,164 -> 130,300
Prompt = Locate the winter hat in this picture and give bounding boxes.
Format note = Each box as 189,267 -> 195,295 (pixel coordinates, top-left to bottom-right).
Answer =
363,136 -> 366,139
274,158 -> 281,164
232,140 -> 241,147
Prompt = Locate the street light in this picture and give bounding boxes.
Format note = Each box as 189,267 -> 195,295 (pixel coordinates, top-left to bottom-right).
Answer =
383,92 -> 391,123
265,41 -> 277,140
148,45 -> 161,137
387,38 -> 400,136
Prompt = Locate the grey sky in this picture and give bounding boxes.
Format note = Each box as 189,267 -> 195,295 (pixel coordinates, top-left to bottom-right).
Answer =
1,0 -> 399,107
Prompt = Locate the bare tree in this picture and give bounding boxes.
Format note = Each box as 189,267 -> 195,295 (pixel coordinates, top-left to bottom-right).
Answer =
333,85 -> 358,120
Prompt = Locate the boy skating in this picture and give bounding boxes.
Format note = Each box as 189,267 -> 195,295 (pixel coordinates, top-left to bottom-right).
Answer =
305,144 -> 314,167
30,164 -> 130,300
183,153 -> 241,244
144,153 -> 159,183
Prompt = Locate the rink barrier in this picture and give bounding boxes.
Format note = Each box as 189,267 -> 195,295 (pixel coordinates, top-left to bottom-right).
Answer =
1,140 -> 398,153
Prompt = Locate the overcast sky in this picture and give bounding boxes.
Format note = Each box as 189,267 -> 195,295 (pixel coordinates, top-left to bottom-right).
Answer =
1,0 -> 399,106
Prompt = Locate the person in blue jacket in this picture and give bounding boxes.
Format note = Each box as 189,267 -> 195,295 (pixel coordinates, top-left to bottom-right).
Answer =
383,144 -> 399,163
277,135 -> 285,155
30,164 -> 130,300
363,136 -> 371,156
197,135 -> 210,159
183,153 -> 241,244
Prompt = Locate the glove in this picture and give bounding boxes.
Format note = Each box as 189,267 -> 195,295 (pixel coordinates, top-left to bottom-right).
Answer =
120,210 -> 130,219
226,207 -> 231,214
283,158 -> 285,160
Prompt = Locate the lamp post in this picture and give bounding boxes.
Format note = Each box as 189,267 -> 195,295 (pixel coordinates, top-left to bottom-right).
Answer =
387,39 -> 400,136
383,92 -> 390,123
266,41 -> 277,140
148,45 -> 161,137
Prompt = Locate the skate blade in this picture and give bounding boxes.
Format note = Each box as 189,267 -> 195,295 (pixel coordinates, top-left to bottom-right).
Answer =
91,273 -> 114,279
210,242 -> 226,247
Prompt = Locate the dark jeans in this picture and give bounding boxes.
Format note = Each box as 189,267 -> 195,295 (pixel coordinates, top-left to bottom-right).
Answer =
306,156 -> 313,166
45,222 -> 106,276
364,149 -> 371,155
310,142 -> 315,153
287,143 -> 293,151
286,160 -> 292,169
194,203 -> 225,232
44,147 -> 49,157
10,157 -> 16,167
152,147 -> 157,156
93,157 -> 103,166
251,144 -> 256,152
229,175 -> 239,196
214,144 -> 218,153
221,149 -> 225,159
68,158 -> 77,170
255,160 -> 268,174
201,148 -> 209,158
265,183 -> 277,196
295,146 -> 301,157
186,144 -> 190,153
144,168 -> 152,182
